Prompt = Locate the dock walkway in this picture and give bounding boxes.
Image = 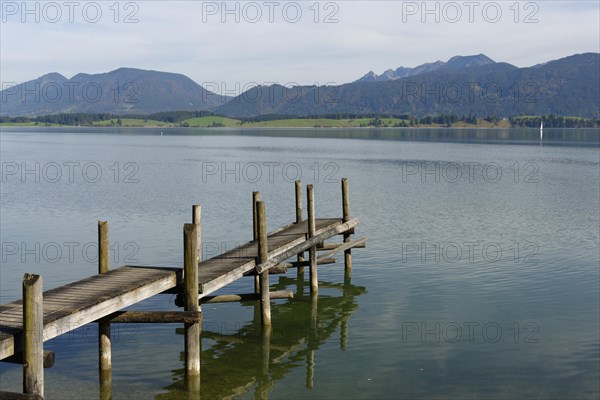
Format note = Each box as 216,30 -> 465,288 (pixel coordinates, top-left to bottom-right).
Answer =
0,179 -> 364,399
0,219 -> 358,360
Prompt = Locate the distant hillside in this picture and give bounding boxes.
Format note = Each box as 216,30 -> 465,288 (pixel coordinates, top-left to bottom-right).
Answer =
0,68 -> 230,117
356,54 -> 497,82
216,53 -> 600,118
2,53 -> 598,118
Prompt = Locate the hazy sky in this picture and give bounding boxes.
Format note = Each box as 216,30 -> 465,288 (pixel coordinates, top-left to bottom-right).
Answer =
1,0 -> 598,94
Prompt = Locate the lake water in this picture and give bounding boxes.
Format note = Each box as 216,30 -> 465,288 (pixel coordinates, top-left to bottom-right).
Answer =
1,127 -> 599,399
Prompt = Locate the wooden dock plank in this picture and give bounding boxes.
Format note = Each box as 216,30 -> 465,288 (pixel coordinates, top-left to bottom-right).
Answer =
198,219 -> 343,296
0,266 -> 179,360
0,217 -> 357,361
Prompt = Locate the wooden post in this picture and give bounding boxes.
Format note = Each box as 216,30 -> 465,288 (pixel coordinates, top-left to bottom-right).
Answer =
192,204 -> 202,394
3,350 -> 55,369
184,222 -> 201,381
307,185 -> 318,295
342,178 -> 352,278
256,201 -> 272,326
295,180 -> 302,223
295,180 -> 305,276
187,204 -> 202,380
253,192 -> 261,293
193,205 -> 202,260
22,273 -> 43,397
98,221 -> 112,397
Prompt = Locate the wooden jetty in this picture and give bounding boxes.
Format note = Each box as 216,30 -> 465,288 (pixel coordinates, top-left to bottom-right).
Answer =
0,179 -> 365,399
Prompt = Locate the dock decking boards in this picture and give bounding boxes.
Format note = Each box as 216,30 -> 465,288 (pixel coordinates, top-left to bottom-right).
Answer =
0,266 -> 179,360
0,218 -> 357,361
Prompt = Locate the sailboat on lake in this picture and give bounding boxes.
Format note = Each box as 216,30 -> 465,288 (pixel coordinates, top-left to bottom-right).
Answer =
540,121 -> 543,140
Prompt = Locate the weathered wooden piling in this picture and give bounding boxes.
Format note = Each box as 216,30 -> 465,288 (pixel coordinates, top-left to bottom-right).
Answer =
193,204 -> 203,394
295,180 -> 305,275
97,221 -> 112,398
256,201 -> 272,326
22,274 -> 43,397
193,204 -> 202,256
0,391 -> 44,400
184,221 -> 201,379
341,178 -> 352,278
3,350 -> 55,369
201,291 -> 293,304
253,191 -> 261,293
307,185 -> 318,295
100,311 -> 201,324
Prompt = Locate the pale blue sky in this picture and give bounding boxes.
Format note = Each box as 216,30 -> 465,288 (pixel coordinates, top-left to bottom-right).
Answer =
1,0 -> 598,93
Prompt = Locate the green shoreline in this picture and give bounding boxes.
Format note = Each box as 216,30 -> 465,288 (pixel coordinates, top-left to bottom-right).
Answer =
0,117 -> 519,129
2,115 -> 598,129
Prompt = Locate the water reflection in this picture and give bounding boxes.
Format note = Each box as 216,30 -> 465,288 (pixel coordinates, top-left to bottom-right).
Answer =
3,126 -> 598,147
157,276 -> 366,399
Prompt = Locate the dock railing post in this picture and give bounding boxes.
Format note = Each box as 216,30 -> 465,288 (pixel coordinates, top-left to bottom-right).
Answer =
23,273 -> 43,397
341,178 -> 352,279
184,220 -> 201,383
256,201 -> 272,326
307,185 -> 318,295
295,180 -> 305,276
98,221 -> 112,397
252,192 -> 261,293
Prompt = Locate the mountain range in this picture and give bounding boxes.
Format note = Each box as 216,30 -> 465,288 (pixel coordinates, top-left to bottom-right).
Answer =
356,54 -> 496,82
1,53 -> 598,118
216,53 -> 599,118
0,68 -> 228,117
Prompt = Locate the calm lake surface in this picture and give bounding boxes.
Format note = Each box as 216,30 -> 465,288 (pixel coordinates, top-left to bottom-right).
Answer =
1,127 -> 599,399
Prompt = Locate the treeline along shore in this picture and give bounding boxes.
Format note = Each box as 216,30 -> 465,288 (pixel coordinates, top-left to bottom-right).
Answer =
1,111 -> 599,129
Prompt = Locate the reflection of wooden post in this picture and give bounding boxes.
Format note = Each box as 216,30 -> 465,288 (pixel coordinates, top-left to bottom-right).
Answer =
342,178 -> 352,278
307,185 -> 318,295
23,273 -> 43,397
184,222 -> 201,384
340,279 -> 350,351
295,180 -> 305,276
257,201 -> 272,326
340,318 -> 348,352
262,326 -> 271,386
306,294 -> 317,390
253,192 -> 261,293
98,221 -> 112,399
255,325 -> 272,400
